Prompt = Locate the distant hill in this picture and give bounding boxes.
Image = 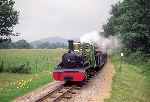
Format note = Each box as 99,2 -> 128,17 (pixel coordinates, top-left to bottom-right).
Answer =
30,36 -> 79,48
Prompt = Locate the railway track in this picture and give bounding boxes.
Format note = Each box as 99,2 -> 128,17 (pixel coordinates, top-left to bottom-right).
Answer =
35,75 -> 95,102
36,83 -> 76,102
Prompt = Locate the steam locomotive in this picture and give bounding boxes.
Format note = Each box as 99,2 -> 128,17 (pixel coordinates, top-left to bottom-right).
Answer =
53,40 -> 107,82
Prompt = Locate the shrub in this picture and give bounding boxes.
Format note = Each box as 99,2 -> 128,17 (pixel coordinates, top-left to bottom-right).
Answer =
123,51 -> 148,64
6,62 -> 31,74
0,60 -> 4,72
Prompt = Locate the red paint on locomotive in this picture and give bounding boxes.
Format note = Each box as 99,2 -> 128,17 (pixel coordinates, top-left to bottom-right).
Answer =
53,71 -> 86,81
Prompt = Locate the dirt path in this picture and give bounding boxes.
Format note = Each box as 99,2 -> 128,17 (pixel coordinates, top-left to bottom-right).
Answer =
69,58 -> 115,102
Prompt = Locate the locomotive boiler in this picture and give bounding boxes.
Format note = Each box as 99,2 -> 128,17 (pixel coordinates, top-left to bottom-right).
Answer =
53,40 -> 107,82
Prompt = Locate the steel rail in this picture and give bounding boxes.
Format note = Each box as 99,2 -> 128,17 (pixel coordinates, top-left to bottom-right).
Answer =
36,85 -> 74,102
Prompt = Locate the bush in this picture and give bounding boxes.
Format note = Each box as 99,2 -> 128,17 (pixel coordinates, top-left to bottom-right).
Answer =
0,61 -> 4,72
122,51 -> 150,74
127,51 -> 143,63
5,62 -> 31,74
12,65 -> 30,74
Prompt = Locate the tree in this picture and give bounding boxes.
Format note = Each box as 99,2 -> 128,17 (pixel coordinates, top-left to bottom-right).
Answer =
0,39 -> 11,48
13,40 -> 32,49
37,42 -> 50,49
0,0 -> 19,43
103,0 -> 150,54
36,42 -> 67,49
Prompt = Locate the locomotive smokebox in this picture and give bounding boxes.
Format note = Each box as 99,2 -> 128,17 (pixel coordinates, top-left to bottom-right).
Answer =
68,40 -> 74,51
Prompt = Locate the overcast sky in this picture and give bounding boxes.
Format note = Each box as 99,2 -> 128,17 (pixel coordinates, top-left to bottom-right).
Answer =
14,0 -> 119,42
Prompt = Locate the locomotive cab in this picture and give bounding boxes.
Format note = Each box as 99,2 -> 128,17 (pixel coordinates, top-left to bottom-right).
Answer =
60,50 -> 84,68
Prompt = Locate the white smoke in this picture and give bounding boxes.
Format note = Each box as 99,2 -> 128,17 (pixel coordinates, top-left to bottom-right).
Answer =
80,31 -> 121,54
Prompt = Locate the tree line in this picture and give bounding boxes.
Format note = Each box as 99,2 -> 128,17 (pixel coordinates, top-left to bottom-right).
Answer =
36,41 -> 67,49
0,39 -> 67,49
0,40 -> 31,49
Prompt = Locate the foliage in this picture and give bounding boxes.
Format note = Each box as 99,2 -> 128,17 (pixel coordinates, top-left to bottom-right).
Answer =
103,0 -> 150,54
0,39 -> 33,49
0,60 -> 4,72
8,62 -> 31,74
0,0 -> 19,42
36,42 -> 67,49
124,51 -> 149,63
0,39 -> 67,49
0,40 -> 11,48
12,40 -> 32,49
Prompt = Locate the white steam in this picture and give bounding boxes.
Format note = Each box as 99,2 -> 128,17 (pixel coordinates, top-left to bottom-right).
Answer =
80,31 -> 121,53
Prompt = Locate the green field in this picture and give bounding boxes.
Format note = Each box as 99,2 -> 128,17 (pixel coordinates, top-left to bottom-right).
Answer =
106,55 -> 150,102
0,49 -> 66,102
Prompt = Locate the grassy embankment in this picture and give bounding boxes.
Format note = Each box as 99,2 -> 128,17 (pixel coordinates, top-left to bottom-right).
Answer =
106,54 -> 150,102
0,49 -> 66,102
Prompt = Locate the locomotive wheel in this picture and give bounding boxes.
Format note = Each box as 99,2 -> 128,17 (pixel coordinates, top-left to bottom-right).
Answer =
86,68 -> 96,80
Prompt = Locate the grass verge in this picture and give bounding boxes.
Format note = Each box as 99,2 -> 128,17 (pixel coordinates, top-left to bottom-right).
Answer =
105,55 -> 150,102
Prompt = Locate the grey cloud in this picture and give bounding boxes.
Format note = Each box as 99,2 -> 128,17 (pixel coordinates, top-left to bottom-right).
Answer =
14,0 -> 119,41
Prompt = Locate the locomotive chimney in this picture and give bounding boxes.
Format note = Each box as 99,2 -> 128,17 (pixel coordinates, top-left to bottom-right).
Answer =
68,40 -> 74,51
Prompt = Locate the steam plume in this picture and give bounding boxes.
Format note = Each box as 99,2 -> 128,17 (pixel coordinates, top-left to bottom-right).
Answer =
80,31 -> 121,53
